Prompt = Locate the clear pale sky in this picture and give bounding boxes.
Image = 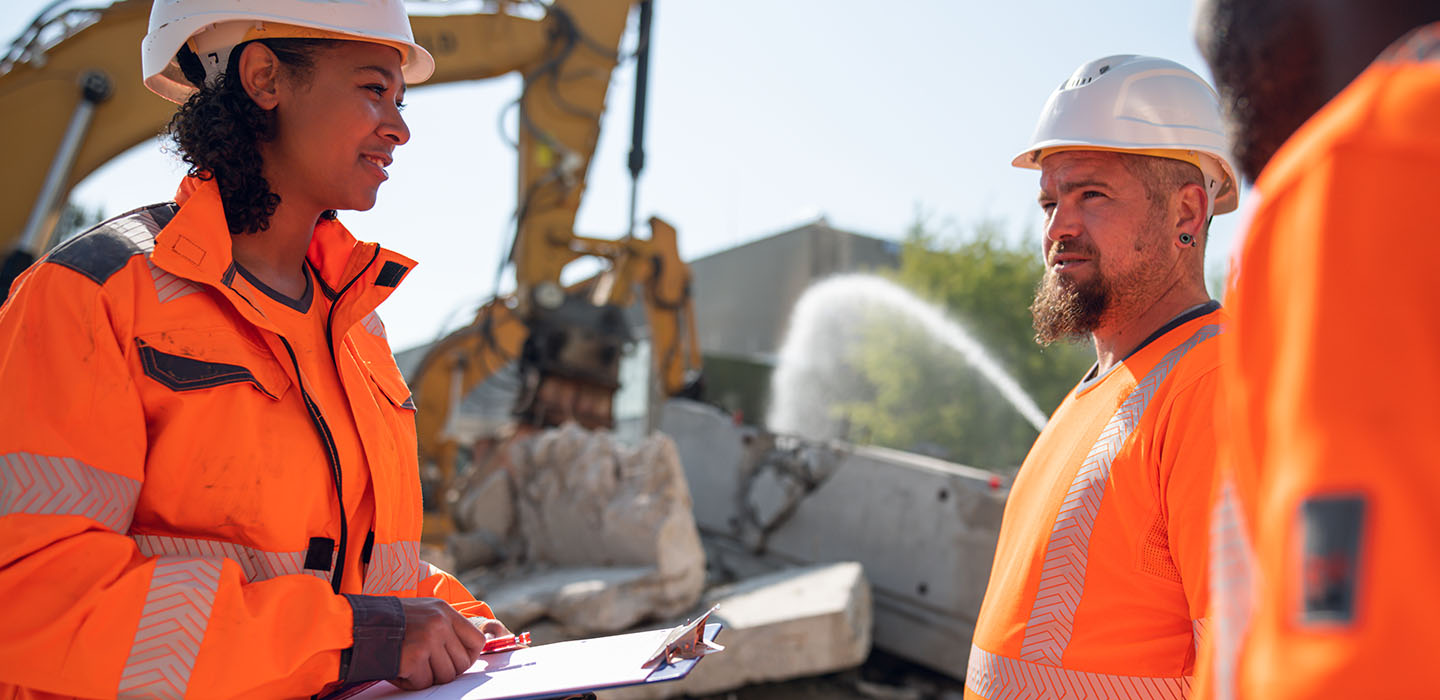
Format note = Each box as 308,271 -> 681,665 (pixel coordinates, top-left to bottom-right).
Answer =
3,1 -> 1240,352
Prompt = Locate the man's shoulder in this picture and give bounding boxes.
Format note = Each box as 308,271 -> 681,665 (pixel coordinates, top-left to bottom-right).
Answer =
1260,59 -> 1440,197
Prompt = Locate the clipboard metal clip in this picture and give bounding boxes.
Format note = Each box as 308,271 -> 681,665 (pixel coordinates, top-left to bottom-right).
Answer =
644,604 -> 725,668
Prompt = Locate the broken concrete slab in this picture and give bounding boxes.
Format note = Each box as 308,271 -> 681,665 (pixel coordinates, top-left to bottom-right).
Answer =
660,398 -> 1007,680
605,562 -> 872,699
450,424 -> 706,634
478,565 -> 656,634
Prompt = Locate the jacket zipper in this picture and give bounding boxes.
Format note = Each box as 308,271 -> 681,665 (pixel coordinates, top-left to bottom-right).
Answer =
276,248 -> 382,595
276,338 -> 351,594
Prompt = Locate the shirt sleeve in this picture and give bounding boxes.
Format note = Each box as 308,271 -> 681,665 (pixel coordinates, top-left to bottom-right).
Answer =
1157,363 -> 1223,634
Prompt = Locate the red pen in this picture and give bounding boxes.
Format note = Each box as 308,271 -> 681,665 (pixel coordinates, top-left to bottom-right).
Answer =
481,631 -> 532,654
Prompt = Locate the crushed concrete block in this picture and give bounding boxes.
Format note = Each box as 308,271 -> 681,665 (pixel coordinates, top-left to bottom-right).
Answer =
605,562 -> 872,699
447,530 -> 506,571
453,469 -> 514,538
450,424 -> 706,635
658,400 -> 748,534
746,467 -> 802,531
510,425 -> 705,624
482,566 -> 654,633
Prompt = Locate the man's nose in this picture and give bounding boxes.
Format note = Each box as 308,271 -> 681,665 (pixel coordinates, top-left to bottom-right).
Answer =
1045,203 -> 1082,243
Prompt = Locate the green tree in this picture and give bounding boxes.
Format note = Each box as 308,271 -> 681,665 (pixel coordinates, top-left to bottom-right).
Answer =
838,217 -> 1093,472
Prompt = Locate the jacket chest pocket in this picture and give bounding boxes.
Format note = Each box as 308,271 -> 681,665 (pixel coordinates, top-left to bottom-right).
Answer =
131,328 -> 339,536
136,328 -> 291,400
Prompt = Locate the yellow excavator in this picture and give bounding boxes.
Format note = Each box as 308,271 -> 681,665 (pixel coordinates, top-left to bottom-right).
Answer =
0,0 -> 704,537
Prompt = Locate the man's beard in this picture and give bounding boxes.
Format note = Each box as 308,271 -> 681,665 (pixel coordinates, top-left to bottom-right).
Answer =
1030,227 -> 1170,346
1030,257 -> 1109,346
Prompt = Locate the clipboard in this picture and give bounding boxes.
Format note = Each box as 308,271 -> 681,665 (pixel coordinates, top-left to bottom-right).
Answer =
326,615 -> 724,700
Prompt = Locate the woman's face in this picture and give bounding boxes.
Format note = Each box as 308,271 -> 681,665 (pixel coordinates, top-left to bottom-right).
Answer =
262,40 -> 410,215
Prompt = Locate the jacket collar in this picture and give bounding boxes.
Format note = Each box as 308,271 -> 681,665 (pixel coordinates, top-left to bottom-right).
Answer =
151,176 -> 417,336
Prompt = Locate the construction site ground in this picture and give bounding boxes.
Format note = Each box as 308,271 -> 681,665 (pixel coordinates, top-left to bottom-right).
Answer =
685,650 -> 966,700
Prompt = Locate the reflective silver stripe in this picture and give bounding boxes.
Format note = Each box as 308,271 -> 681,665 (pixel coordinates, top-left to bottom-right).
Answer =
133,534 -> 332,584
118,557 -> 222,700
361,311 -> 387,339
966,645 -> 1191,700
1020,325 -> 1222,666
363,540 -> 422,594
147,260 -> 200,304
1209,479 -> 1256,700
0,452 -> 140,532
1192,618 -> 1209,657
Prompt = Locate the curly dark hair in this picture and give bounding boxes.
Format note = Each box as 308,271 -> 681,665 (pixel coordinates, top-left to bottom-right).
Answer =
166,39 -> 339,235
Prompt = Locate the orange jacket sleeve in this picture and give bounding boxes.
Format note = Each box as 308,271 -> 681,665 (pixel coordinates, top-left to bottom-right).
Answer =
0,263 -> 357,698
419,565 -> 496,620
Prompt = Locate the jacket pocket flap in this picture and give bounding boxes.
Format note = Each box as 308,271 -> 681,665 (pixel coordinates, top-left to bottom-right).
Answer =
136,329 -> 290,400
365,357 -> 415,411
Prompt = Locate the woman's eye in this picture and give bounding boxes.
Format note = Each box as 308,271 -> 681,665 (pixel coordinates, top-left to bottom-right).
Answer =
395,100 -> 407,112
365,84 -> 386,96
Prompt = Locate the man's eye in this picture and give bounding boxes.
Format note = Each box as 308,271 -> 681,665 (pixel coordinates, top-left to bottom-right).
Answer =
1039,202 -> 1056,214
1082,190 -> 1106,200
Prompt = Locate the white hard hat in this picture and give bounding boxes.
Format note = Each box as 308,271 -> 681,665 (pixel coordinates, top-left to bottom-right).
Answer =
142,0 -> 435,104
1013,54 -> 1240,216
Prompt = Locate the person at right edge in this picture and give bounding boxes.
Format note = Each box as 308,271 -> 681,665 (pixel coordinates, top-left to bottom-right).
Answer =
964,55 -> 1241,699
1192,2 -> 1440,698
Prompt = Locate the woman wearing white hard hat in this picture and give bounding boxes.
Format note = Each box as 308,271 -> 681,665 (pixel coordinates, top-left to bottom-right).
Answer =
0,1 -> 510,697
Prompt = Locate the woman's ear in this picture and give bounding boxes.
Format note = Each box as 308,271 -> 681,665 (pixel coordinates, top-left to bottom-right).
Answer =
236,42 -> 282,111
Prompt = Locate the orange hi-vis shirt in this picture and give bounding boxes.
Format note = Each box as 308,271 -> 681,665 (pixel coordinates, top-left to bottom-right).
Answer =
0,177 -> 493,699
1202,24 -> 1440,700
967,304 -> 1225,700
228,264 -> 380,593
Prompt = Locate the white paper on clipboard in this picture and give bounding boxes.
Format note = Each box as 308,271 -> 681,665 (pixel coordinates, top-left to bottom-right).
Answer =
344,626 -> 689,700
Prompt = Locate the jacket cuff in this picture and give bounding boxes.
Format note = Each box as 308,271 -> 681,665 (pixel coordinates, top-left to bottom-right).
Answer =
340,594 -> 406,683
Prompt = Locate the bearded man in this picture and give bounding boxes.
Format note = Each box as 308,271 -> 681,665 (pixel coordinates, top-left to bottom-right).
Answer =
964,55 -> 1240,700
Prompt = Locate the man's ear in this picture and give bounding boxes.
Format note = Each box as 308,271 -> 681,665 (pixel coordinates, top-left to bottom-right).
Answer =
1173,182 -> 1207,247
236,42 -> 282,111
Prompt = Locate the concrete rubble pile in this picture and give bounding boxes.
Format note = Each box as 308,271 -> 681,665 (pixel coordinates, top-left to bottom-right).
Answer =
660,398 -> 1008,681
447,423 -> 706,636
445,421 -> 880,698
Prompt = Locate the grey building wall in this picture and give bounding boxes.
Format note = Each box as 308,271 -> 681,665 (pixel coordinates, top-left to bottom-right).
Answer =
690,218 -> 900,361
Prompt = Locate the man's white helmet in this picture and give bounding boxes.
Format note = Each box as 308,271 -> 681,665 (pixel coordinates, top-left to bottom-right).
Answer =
1014,54 -> 1240,216
142,0 -> 435,104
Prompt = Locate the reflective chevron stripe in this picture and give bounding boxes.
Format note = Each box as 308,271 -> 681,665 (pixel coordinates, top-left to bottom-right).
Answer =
1209,479 -> 1256,700
362,540 -> 422,595
0,452 -> 140,532
967,645 -> 1191,700
133,534 -> 332,584
360,311 -> 387,339
118,557 -> 222,700
147,260 -> 201,304
1020,325 -> 1222,666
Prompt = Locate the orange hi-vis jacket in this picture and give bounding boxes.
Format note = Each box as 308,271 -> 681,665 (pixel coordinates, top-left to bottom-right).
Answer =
1201,24 -> 1440,700
0,177 -> 493,699
966,304 -> 1224,700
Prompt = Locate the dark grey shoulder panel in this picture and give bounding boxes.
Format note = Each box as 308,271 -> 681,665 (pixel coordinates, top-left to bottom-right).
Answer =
44,203 -> 179,286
